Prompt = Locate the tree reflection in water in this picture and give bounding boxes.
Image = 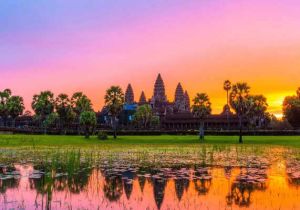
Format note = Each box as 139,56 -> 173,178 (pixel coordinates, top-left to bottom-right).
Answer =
224,166 -> 232,205
226,167 -> 267,207
103,173 -> 123,202
288,177 -> 300,186
194,179 -> 211,195
0,177 -> 19,194
30,175 -> 55,210
0,165 -> 20,194
224,166 -> 232,180
68,169 -> 92,194
29,164 -> 92,210
193,167 -> 212,195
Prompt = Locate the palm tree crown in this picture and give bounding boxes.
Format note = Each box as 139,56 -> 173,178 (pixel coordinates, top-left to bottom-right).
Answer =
31,91 -> 55,118
105,86 -> 124,115
223,80 -> 232,105
192,93 -> 212,119
223,80 -> 232,92
71,92 -> 93,116
229,82 -> 251,114
7,96 -> 25,119
248,95 -> 268,115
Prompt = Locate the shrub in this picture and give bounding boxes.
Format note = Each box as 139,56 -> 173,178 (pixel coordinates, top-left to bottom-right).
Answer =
98,131 -> 108,140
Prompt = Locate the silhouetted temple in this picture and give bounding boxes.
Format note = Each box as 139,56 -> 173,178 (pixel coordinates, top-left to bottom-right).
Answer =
174,83 -> 188,113
138,91 -> 147,105
125,84 -> 134,105
100,73 -> 244,130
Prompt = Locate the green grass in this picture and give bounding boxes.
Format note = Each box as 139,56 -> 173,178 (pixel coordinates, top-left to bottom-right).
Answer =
0,134 -> 299,148
0,134 -> 299,167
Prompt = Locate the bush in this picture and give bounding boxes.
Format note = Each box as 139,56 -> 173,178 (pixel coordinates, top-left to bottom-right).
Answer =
98,131 -> 108,140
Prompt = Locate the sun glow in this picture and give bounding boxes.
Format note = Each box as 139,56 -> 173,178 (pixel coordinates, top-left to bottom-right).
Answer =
265,91 -> 295,119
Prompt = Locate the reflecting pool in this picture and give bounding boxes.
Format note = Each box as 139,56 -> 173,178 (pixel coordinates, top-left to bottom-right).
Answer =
1,159 -> 300,210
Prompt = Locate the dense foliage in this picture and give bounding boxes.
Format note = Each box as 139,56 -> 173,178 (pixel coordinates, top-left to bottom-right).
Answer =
55,94 -> 75,132
71,92 -> 93,116
0,89 -> 24,126
133,104 -> 159,128
229,83 -> 271,143
31,91 -> 55,123
283,88 -> 300,128
7,96 -> 25,126
42,112 -> 59,132
247,95 -> 269,128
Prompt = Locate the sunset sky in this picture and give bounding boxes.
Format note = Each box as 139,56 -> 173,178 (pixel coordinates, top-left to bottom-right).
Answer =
1,0 -> 300,118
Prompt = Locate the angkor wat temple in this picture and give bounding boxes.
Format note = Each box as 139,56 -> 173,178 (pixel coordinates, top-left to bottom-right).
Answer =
100,74 -> 244,130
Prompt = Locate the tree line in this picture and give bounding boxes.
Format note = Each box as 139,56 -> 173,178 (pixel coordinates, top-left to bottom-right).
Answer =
0,83 -> 300,142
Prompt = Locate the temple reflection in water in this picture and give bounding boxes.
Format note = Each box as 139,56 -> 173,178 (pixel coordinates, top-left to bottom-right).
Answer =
1,164 -> 300,210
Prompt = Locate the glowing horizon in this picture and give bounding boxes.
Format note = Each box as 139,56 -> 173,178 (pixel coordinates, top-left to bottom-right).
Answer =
1,0 -> 300,118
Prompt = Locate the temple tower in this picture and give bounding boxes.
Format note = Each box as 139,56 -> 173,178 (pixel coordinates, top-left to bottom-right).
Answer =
139,91 -> 147,105
175,83 -> 184,103
184,91 -> 190,111
174,83 -> 185,112
153,74 -> 167,102
125,84 -> 134,104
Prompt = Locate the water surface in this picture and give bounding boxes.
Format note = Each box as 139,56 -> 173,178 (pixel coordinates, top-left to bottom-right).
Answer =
1,159 -> 300,210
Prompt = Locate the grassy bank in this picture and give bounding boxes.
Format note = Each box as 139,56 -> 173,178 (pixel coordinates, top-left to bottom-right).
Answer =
0,134 -> 300,168
0,134 -> 299,148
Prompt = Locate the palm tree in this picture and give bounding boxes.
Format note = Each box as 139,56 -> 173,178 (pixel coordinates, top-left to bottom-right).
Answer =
223,80 -> 232,106
31,91 -> 55,132
297,87 -> 300,99
0,89 -> 12,126
223,80 -> 232,129
229,83 -> 252,143
71,92 -> 93,115
104,86 -> 124,139
55,94 -> 75,133
192,93 -> 212,140
7,96 -> 25,127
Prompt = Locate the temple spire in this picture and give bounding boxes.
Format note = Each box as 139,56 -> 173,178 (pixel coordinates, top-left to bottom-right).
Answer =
153,73 -> 167,102
174,82 -> 186,112
125,83 -> 134,104
175,83 -> 184,103
184,90 -> 190,111
139,91 -> 147,105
